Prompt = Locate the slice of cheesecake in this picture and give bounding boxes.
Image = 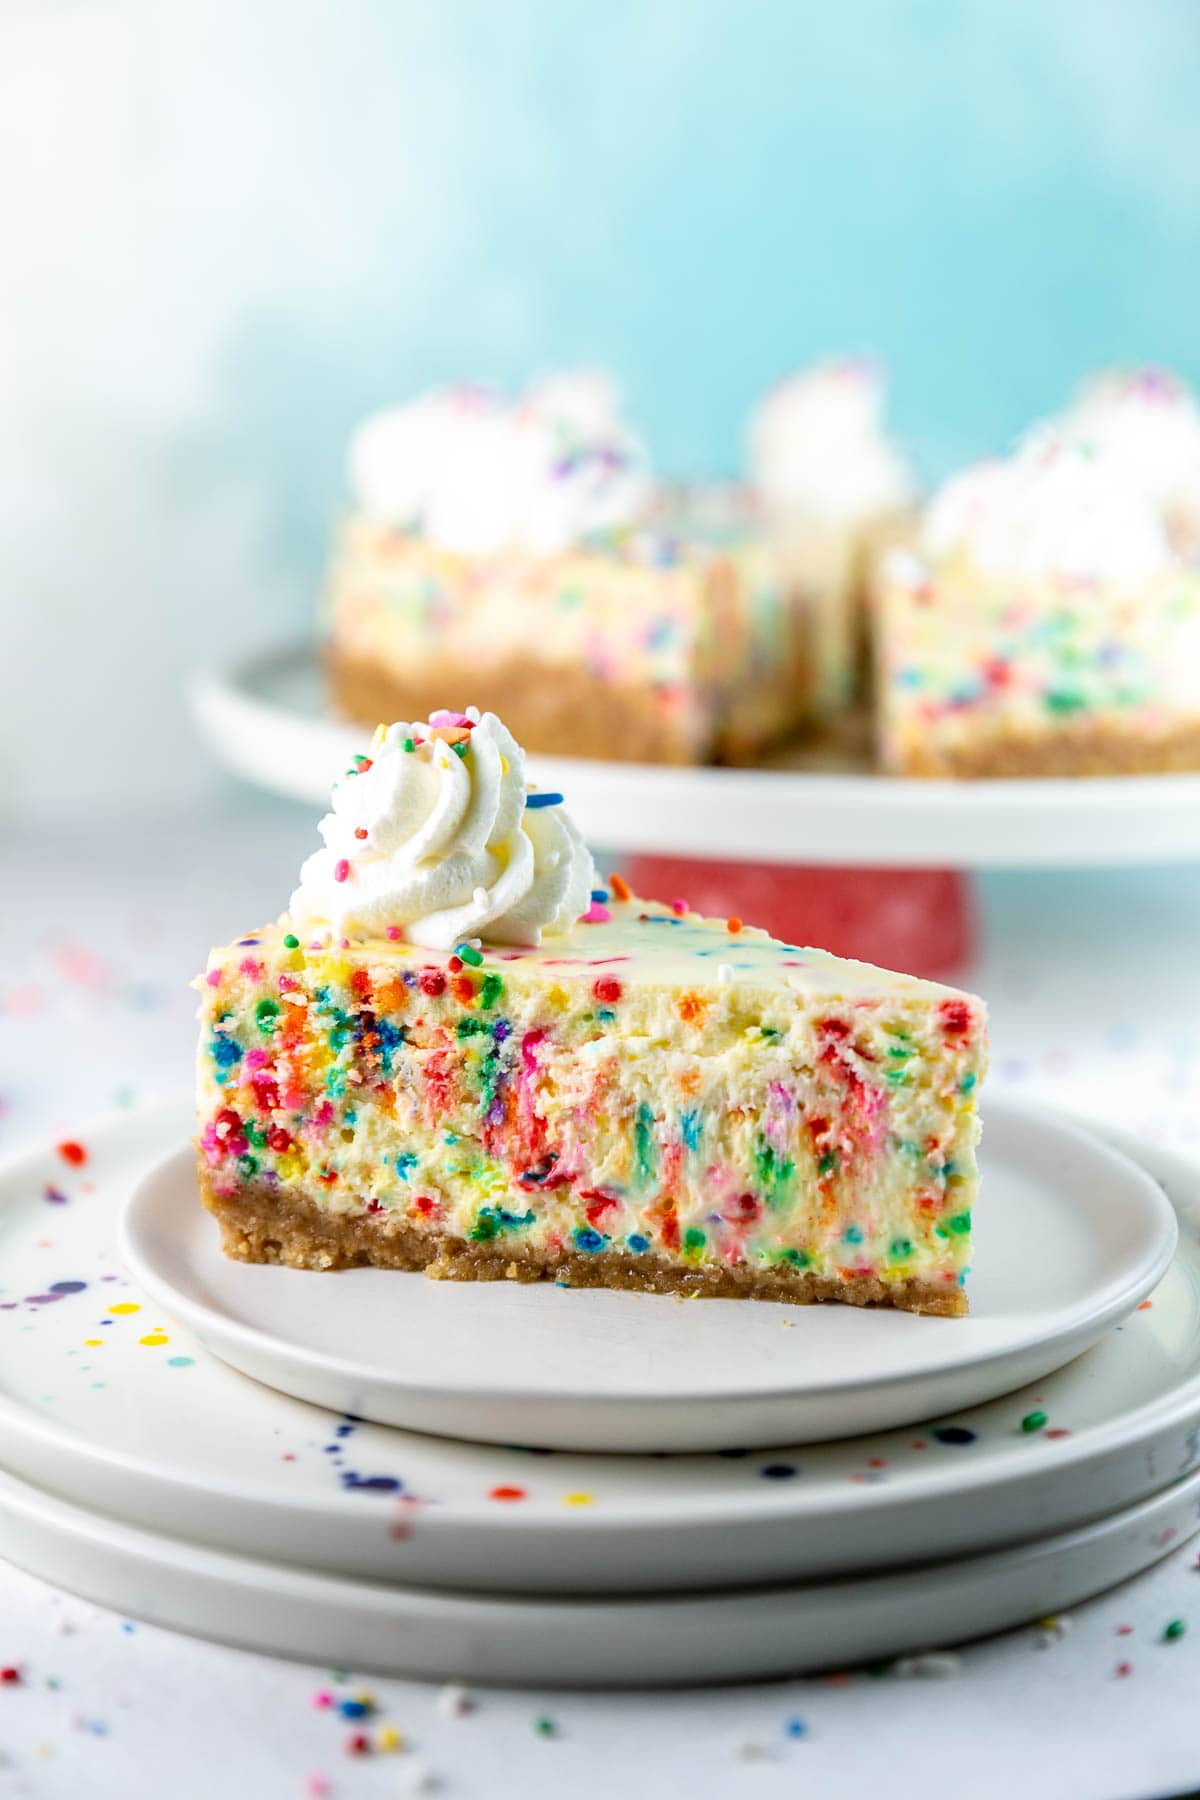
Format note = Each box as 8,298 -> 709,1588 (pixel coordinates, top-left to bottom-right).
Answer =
877,431 -> 1200,778
326,374 -> 807,766
195,712 -> 986,1315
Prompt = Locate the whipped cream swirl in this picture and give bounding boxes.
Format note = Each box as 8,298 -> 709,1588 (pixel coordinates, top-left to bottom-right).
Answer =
1062,366 -> 1200,536
348,371 -> 651,556
921,429 -> 1173,583
748,357 -> 914,521
921,459 -> 1017,564
289,711 -> 595,949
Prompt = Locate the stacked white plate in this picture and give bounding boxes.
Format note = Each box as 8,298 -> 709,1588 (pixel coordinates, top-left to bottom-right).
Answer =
2,1100 -> 1199,1685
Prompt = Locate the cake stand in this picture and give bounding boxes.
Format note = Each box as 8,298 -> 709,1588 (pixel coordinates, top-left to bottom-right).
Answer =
190,641 -> 1200,977
191,642 -> 1200,869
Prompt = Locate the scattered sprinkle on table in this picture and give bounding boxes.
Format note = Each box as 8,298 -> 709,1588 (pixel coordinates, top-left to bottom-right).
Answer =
1164,1618 -> 1187,1641
401,1764 -> 441,1795
1021,1409 -> 1048,1433
894,1651 -> 961,1678
437,1682 -> 473,1717
734,1739 -> 774,1761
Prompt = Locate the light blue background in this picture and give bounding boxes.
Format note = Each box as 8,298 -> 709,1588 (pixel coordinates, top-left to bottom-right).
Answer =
4,0 -> 1200,812
213,0 -> 1200,576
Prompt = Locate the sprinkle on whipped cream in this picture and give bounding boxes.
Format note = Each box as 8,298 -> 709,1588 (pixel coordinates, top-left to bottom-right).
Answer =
747,357 -> 914,521
289,709 -> 595,949
348,371 -> 651,556
920,427 -> 1174,583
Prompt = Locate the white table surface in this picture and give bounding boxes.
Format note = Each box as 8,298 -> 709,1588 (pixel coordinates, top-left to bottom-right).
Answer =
3,789 -> 1200,1800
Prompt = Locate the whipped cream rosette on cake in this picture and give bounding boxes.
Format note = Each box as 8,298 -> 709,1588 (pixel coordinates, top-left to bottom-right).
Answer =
290,710 -> 593,948
1061,366 -> 1200,563
349,375 -> 652,559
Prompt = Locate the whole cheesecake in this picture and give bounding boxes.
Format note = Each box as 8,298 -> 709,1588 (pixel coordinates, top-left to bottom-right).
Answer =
195,710 -> 987,1314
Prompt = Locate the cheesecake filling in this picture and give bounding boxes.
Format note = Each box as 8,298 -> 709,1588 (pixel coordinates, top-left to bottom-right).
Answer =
197,912 -> 984,1308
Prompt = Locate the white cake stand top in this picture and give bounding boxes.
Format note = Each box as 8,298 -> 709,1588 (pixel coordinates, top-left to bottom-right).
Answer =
191,641 -> 1200,869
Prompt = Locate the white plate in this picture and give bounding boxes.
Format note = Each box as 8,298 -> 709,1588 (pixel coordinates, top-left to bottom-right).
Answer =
119,1098 -> 1175,1453
5,1101 -> 1200,1595
3,1459 -> 1198,1686
190,641 -> 1200,869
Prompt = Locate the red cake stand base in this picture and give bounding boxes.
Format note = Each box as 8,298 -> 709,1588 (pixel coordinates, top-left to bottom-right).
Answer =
623,856 -> 975,982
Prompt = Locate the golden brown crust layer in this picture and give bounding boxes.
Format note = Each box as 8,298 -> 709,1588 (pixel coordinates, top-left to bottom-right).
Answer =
888,717 -> 1200,779
329,646 -> 703,765
198,1168 -> 968,1317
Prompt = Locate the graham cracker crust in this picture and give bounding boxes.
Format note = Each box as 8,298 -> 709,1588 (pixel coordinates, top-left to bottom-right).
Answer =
198,1168 -> 967,1317
889,717 -> 1200,779
329,647 -> 704,765
328,648 -> 797,768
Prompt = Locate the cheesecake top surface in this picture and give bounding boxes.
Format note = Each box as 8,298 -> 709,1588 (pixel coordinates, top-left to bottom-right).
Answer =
213,902 -> 976,1012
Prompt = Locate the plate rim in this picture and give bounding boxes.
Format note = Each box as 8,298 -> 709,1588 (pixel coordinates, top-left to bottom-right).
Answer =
1,1097 -> 1196,1539
6,1448 -> 1197,1685
116,1096 -> 1178,1411
2,1450 -> 1199,1611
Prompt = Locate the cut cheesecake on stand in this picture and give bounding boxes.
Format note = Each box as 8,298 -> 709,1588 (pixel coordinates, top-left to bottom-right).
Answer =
196,709 -> 987,1315
326,372 -> 806,765
748,356 -> 916,718
877,429 -> 1200,777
